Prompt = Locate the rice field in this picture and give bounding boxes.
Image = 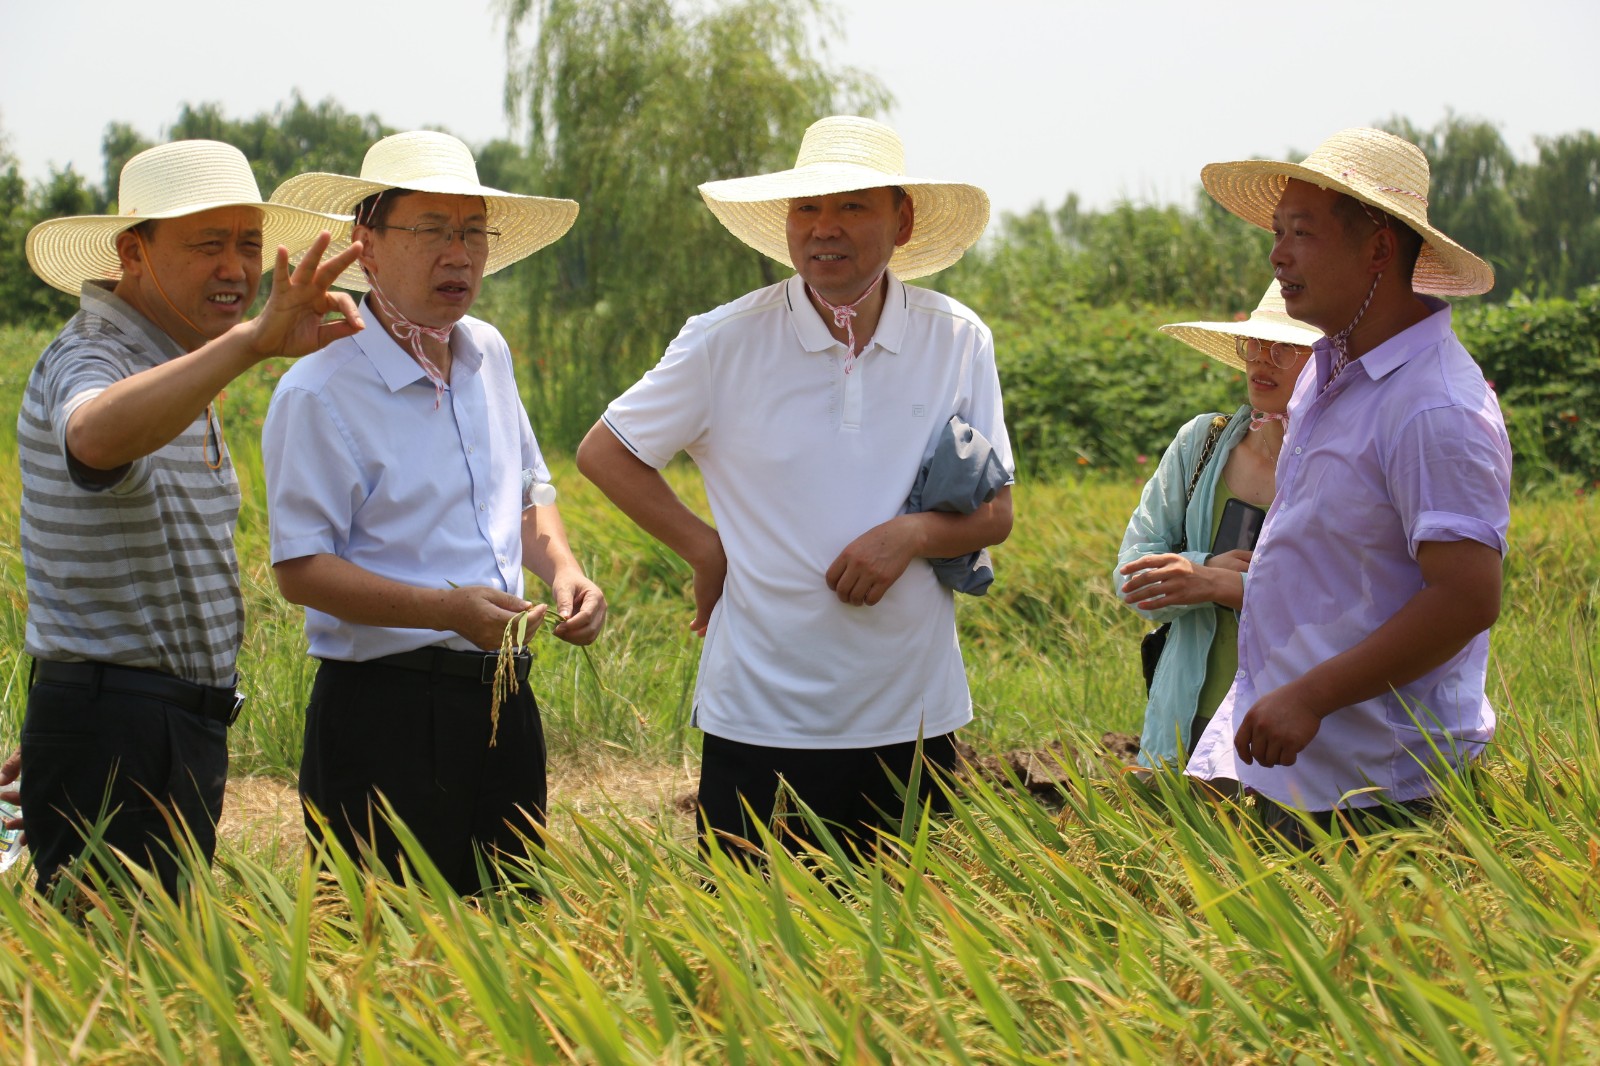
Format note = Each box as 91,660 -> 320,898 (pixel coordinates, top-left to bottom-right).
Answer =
0,326 -> 1596,1062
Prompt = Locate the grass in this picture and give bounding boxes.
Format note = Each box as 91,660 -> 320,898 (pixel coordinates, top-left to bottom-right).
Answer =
0,324 -> 1597,1061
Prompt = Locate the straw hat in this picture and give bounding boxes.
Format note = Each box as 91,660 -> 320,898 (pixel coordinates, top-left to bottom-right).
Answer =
1201,127 -> 1494,297
697,115 -> 989,280
270,130 -> 578,291
1159,283 -> 1321,372
25,140 -> 342,296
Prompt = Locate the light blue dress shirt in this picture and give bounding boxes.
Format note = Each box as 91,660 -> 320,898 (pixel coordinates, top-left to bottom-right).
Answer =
262,298 -> 549,661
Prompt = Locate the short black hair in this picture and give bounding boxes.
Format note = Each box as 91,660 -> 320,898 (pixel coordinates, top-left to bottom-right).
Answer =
1333,193 -> 1423,282
352,188 -> 418,233
126,218 -> 159,241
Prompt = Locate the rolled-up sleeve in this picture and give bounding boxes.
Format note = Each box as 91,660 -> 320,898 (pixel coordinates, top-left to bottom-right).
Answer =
1388,403 -> 1512,558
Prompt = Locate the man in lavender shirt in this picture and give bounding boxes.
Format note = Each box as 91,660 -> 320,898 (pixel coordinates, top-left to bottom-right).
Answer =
1185,128 -> 1511,843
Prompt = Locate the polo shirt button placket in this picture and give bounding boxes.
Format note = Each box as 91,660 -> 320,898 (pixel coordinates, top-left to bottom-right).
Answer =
841,349 -> 865,430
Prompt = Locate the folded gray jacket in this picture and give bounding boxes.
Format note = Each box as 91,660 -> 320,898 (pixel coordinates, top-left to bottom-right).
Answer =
905,414 -> 1010,596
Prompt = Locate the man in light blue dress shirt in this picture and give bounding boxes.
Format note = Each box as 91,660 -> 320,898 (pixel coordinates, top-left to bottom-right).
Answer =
262,132 -> 604,893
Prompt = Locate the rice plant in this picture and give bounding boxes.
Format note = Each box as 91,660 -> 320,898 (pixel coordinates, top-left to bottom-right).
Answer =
1,324 -> 1597,1062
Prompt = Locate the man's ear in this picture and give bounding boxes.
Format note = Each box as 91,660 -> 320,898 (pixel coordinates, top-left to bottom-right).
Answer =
113,228 -> 145,277
894,192 -> 915,249
1368,224 -> 1399,276
352,223 -> 379,270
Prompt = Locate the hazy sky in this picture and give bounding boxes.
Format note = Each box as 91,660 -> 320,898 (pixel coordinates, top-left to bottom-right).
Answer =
3,0 -> 1596,219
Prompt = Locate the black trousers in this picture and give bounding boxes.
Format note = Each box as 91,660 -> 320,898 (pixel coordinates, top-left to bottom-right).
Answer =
697,730 -> 959,857
1254,792 -> 1438,850
300,657 -> 547,895
20,669 -> 228,899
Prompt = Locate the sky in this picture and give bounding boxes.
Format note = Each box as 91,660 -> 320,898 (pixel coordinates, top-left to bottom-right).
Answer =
3,0 -> 1597,220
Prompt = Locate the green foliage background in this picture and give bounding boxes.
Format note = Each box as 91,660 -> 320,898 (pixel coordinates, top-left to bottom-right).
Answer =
3,0 -> 1598,481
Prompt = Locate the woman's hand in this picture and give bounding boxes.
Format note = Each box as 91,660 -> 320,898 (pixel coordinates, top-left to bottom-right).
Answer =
1119,552 -> 1244,610
1207,549 -> 1254,573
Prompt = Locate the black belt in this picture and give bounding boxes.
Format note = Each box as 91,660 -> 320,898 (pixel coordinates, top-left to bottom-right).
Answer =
368,647 -> 531,685
33,660 -> 244,726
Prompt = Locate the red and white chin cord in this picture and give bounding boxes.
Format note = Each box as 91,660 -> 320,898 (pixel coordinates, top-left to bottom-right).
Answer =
363,266 -> 452,409
807,269 -> 886,376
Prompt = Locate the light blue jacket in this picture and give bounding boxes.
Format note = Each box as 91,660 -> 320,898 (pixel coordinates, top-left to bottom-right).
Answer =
1115,405 -> 1253,767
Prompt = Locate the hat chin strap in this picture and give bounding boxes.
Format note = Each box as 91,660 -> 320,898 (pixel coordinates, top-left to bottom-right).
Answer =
356,187 -> 453,409
362,263 -> 453,409
133,229 -> 226,469
1323,271 -> 1381,391
134,229 -> 209,344
807,268 -> 886,376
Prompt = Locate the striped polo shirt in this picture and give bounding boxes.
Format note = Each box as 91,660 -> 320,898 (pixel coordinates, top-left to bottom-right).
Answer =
17,282 -> 243,687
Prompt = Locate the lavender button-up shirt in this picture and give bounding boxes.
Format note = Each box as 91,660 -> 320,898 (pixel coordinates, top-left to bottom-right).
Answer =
1188,298 -> 1512,810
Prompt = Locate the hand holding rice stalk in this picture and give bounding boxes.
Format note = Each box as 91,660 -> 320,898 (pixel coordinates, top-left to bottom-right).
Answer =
489,604 -> 563,747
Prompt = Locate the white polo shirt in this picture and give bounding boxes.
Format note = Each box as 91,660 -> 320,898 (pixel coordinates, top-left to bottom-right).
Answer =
262,300 -> 549,661
603,273 -> 1013,749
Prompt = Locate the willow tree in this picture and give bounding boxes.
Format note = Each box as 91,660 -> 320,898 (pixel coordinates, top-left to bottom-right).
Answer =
493,0 -> 889,448
1521,132 -> 1600,298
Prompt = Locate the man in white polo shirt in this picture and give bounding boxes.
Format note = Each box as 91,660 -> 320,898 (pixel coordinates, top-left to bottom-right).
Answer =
577,116 -> 1012,855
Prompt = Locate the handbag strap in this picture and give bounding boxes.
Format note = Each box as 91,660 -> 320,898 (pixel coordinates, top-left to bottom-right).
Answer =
1176,415 -> 1230,554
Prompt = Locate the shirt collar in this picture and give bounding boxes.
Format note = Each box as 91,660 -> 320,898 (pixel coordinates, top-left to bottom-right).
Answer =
1312,295 -> 1453,386
79,280 -> 186,362
785,271 -> 908,355
353,295 -> 483,393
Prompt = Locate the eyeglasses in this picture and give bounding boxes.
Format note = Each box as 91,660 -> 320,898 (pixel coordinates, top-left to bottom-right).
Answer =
1234,336 -> 1311,370
375,223 -> 501,254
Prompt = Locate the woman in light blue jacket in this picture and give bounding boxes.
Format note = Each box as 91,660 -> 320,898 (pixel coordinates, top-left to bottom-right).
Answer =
1115,285 -> 1316,770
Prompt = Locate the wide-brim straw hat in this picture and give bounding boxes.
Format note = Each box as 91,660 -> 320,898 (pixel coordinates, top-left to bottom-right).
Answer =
270,130 -> 578,292
1200,127 -> 1493,297
1159,282 -> 1321,372
25,140 -> 342,296
697,115 -> 990,280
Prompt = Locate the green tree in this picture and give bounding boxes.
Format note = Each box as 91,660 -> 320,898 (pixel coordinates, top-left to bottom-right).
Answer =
493,0 -> 890,447
0,125 -> 38,323
165,94 -> 391,198
0,159 -> 94,326
1519,132 -> 1600,298
100,121 -> 151,210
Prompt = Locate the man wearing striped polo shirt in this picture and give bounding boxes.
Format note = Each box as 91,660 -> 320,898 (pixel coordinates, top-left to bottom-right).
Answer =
10,140 -> 359,899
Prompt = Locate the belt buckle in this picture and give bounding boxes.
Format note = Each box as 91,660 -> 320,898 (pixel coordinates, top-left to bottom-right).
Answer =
480,652 -> 531,684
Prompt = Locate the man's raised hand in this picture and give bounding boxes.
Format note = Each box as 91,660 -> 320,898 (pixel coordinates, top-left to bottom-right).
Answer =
246,232 -> 365,361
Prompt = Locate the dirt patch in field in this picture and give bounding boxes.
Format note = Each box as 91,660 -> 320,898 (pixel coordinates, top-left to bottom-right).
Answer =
216,735 -> 1140,856
217,754 -> 702,856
